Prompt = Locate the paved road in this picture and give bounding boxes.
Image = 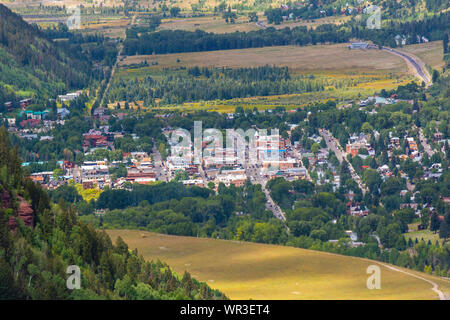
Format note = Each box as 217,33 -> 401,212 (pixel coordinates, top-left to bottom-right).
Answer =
255,21 -> 267,29
382,47 -> 431,86
245,164 -> 286,222
320,129 -> 368,195
152,143 -> 168,182
198,165 -> 208,185
416,126 -> 435,157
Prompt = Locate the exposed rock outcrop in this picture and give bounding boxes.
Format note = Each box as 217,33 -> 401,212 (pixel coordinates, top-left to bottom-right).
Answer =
18,198 -> 34,227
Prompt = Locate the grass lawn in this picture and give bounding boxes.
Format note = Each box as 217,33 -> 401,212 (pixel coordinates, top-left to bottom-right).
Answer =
106,229 -> 450,300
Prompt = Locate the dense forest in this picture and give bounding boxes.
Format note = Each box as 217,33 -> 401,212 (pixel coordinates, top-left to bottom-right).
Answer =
0,126 -> 225,300
123,24 -> 350,55
42,23 -> 119,68
107,65 -> 325,105
81,181 -> 284,243
123,12 -> 449,55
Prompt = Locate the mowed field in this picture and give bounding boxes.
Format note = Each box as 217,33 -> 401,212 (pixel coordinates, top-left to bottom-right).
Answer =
399,41 -> 445,71
106,230 -> 450,300
120,43 -> 408,73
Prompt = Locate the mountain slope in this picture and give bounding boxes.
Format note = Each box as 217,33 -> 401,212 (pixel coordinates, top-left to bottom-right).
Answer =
0,4 -> 91,106
0,126 -> 226,300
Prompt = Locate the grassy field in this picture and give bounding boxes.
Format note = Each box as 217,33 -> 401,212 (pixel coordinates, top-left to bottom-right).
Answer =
159,15 -> 259,33
158,13 -> 351,34
399,41 -> 445,71
106,229 -> 450,300
120,44 -> 408,73
116,44 -> 414,112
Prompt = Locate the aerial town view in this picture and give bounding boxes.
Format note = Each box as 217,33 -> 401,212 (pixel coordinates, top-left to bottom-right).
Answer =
0,0 -> 449,311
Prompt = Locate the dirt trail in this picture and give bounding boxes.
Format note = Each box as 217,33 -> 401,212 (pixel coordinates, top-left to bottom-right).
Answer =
99,14 -> 135,108
377,262 -> 448,300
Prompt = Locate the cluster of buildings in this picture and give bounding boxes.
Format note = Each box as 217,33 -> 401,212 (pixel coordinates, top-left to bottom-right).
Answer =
3,94 -> 71,136
359,95 -> 399,107
346,133 -> 375,157
163,127 -> 309,188
30,151 -> 157,191
57,91 -> 82,103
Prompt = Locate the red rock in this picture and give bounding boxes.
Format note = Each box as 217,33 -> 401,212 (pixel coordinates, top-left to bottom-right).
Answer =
8,216 -> 17,233
18,199 -> 34,227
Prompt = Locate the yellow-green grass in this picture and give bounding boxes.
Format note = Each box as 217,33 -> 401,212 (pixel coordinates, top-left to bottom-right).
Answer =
154,84 -> 411,114
114,44 -> 414,111
74,183 -> 102,202
150,73 -> 414,114
399,41 -> 445,71
127,0 -> 288,11
106,229 -> 450,300
21,15 -> 129,35
404,223 -> 443,245
81,17 -> 130,29
107,100 -> 145,111
2,0 -> 284,12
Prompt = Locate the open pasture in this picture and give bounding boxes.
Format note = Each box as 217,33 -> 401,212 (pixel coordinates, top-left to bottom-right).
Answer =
107,229 -> 450,300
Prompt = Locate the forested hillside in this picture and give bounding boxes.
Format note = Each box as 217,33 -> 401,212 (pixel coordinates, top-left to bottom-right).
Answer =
0,4 -> 94,107
0,127 -> 225,300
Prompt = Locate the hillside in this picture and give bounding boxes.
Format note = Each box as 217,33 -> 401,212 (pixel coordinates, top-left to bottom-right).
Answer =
107,230 -> 450,300
0,126 -> 225,300
0,4 -> 92,108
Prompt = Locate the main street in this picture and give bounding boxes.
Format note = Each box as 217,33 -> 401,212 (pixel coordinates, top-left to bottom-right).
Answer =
417,126 -> 435,157
245,163 -> 286,222
152,143 -> 169,182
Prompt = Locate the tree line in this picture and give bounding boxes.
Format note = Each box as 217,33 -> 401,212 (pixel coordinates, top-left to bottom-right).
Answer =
123,12 -> 449,56
107,66 -> 325,106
